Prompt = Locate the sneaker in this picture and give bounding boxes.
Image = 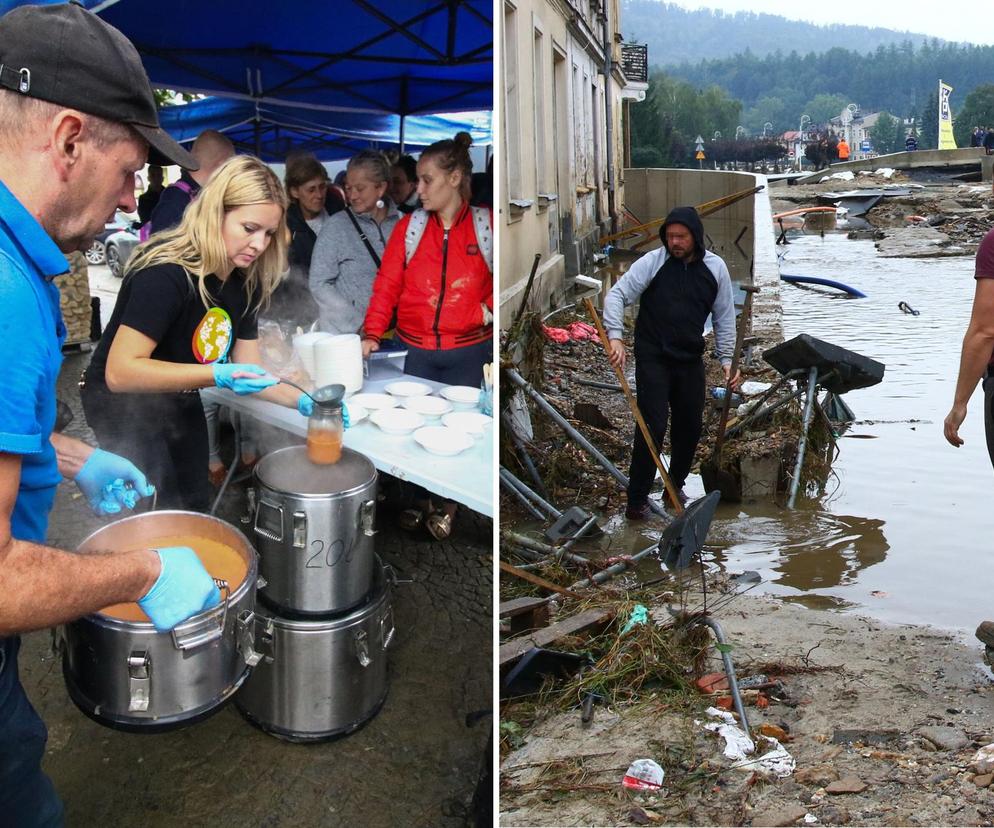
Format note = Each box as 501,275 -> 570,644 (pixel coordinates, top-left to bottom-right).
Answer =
625,502 -> 650,520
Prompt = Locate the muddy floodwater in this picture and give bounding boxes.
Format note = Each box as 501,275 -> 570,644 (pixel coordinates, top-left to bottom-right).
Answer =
705,232 -> 989,633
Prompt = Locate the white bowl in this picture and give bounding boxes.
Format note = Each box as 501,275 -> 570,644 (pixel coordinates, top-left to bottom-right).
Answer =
350,392 -> 398,410
402,395 -> 452,419
370,408 -> 425,435
384,380 -> 432,398
413,425 -> 474,456
440,385 -> 481,409
441,411 -> 491,438
345,403 -> 368,426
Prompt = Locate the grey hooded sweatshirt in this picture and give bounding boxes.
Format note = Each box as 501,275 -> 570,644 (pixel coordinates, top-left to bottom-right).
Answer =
308,203 -> 400,335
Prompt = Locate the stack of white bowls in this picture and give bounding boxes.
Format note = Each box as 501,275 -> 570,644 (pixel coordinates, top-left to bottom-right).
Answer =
292,331 -> 333,382
314,334 -> 364,395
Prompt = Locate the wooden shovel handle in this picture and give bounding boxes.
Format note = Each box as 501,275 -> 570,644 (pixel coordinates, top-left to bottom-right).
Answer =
584,298 -> 684,514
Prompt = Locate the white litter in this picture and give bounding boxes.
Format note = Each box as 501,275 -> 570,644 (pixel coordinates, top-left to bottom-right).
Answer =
823,171 -> 855,182
740,381 -> 772,396
621,758 -> 665,791
971,743 -> 994,773
702,707 -> 796,778
875,168 -> 896,178
804,814 -> 819,824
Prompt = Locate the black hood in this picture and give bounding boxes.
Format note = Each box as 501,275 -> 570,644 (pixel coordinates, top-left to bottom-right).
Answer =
659,206 -> 706,260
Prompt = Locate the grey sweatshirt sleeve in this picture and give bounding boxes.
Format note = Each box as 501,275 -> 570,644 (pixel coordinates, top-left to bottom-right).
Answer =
309,218 -> 360,334
602,249 -> 667,340
706,253 -> 736,367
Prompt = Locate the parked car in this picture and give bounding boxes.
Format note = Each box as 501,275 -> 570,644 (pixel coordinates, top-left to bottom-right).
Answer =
105,225 -> 140,278
86,211 -> 138,266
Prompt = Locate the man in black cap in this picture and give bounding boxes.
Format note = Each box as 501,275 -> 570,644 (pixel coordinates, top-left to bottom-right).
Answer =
603,206 -> 739,519
0,3 -> 221,824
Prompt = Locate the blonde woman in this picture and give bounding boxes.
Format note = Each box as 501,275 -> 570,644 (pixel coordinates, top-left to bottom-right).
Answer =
80,155 -> 309,510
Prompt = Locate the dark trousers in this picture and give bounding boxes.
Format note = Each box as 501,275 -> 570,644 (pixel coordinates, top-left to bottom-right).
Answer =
403,339 -> 492,387
80,383 -> 211,512
628,354 -> 706,505
0,638 -> 64,827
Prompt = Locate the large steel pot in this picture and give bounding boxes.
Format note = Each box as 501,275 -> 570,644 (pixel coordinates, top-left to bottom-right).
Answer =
60,511 -> 263,732
235,560 -> 394,741
252,445 -> 377,615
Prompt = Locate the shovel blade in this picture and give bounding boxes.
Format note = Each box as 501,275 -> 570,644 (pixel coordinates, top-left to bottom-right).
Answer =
701,459 -> 742,503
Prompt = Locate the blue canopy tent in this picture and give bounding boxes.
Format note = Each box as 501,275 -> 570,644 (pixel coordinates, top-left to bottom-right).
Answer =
80,0 -> 493,120
156,96 -> 492,162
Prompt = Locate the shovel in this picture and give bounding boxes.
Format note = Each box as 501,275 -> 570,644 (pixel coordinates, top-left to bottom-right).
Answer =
700,285 -> 758,502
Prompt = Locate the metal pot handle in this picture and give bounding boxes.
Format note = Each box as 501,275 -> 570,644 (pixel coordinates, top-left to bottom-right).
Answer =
171,579 -> 229,651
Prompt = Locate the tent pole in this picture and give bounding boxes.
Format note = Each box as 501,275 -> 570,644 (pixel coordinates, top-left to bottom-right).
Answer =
399,115 -> 406,153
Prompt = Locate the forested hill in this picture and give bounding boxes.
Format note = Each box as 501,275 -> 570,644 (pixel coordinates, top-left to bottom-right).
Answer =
664,40 -> 994,125
623,1 -> 936,64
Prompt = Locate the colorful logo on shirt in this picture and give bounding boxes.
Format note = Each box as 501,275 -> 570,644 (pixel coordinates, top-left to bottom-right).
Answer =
192,307 -> 233,364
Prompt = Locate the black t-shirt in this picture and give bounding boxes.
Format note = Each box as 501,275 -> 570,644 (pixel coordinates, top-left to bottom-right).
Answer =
87,261 -> 259,384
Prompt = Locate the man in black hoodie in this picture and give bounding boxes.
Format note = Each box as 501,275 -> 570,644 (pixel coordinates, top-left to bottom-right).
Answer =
603,207 -> 739,518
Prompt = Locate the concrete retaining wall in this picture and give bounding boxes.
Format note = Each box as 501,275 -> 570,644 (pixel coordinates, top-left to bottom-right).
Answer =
796,147 -> 987,184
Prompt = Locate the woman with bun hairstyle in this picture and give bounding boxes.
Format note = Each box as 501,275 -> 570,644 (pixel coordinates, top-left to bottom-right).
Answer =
361,132 -> 493,539
80,155 -> 316,511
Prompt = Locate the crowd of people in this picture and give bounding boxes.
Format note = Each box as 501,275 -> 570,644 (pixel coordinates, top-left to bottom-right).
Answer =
970,126 -> 994,154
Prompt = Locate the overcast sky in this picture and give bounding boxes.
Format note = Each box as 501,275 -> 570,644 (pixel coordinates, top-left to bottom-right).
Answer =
667,0 -> 994,46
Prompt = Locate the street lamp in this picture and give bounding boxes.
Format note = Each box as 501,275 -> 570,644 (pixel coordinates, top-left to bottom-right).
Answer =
713,130 -> 722,140
735,125 -> 746,140
764,122 -> 773,137
845,103 -> 858,156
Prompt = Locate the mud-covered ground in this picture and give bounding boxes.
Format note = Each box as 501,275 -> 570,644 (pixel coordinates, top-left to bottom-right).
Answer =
21,349 -> 492,827
500,579 -> 994,827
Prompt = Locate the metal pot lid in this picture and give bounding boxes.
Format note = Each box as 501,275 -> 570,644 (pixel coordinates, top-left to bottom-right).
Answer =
254,445 -> 375,496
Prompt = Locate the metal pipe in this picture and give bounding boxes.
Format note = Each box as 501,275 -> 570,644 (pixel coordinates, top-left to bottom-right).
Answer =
506,368 -> 668,519
787,365 -> 820,509
500,467 -> 561,519
574,378 -> 623,393
501,409 -> 551,500
502,531 -> 592,567
569,541 -> 659,590
690,615 -> 750,734
600,0 -> 617,234
499,472 -> 545,520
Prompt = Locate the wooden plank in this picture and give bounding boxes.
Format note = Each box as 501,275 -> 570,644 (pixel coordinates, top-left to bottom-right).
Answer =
499,607 -> 614,667
500,596 -> 552,636
498,560 -> 584,600
499,596 -> 550,618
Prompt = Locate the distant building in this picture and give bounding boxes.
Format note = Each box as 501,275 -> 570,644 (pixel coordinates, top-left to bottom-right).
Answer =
499,0 -> 646,323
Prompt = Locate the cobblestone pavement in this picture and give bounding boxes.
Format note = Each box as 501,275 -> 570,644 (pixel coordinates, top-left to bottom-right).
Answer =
17,350 -> 493,827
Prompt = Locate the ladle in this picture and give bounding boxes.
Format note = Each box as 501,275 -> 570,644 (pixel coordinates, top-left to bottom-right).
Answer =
279,378 -> 345,408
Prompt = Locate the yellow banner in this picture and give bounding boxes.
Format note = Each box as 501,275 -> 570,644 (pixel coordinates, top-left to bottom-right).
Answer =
939,80 -> 957,150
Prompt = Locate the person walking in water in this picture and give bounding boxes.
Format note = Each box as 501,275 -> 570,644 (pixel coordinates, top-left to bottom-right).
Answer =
603,206 -> 738,519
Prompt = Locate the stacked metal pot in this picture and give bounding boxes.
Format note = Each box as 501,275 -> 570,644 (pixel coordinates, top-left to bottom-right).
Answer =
236,445 -> 393,741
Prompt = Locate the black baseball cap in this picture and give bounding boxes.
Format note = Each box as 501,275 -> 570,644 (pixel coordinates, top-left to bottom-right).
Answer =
0,1 -> 197,170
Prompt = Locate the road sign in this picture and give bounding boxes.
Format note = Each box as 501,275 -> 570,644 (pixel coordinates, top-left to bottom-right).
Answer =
860,141 -> 871,152
695,150 -> 705,160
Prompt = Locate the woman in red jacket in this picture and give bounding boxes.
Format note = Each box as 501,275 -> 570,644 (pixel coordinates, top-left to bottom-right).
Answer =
362,132 -> 493,538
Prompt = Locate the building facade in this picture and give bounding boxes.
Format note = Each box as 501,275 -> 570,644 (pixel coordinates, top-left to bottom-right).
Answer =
499,0 -> 645,324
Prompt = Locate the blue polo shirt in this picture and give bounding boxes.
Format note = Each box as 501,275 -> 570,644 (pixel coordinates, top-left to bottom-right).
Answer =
0,180 -> 68,543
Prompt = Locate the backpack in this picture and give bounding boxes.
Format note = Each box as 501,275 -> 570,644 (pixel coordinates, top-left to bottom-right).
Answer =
138,179 -> 194,242
404,206 -> 492,273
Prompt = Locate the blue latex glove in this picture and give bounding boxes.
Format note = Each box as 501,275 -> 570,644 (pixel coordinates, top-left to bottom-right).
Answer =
296,394 -> 350,429
74,448 -> 155,515
138,547 -> 222,631
212,363 -> 278,395
297,393 -> 313,417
